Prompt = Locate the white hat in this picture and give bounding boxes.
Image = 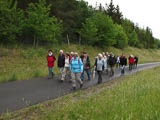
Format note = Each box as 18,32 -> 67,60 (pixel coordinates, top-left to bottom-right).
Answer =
98,53 -> 102,57
70,52 -> 74,54
74,52 -> 78,55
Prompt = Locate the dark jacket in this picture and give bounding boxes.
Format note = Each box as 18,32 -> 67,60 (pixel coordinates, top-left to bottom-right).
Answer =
120,57 -> 127,66
134,56 -> 138,63
81,56 -> 90,69
108,56 -> 116,66
58,54 -> 65,67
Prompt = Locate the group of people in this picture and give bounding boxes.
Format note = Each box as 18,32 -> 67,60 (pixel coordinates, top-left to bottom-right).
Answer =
47,49 -> 138,90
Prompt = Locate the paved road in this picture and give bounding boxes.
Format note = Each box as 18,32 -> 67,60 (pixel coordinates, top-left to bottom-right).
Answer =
0,62 -> 160,114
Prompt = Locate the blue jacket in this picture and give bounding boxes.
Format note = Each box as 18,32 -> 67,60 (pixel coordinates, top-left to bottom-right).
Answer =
70,57 -> 83,73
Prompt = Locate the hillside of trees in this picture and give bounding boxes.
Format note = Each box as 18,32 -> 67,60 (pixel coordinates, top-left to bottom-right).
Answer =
0,0 -> 160,49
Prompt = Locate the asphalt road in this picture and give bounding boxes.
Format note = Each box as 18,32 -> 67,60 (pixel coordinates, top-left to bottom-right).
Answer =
0,62 -> 160,114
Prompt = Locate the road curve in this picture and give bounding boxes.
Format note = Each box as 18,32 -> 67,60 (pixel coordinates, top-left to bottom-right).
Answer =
0,62 -> 160,114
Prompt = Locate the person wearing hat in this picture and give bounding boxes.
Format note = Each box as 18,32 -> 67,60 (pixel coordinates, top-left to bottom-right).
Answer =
46,49 -> 56,79
58,50 -> 65,82
70,52 -> 83,90
62,52 -> 71,81
120,53 -> 127,74
69,52 -> 74,63
134,56 -> 138,68
94,53 -> 106,84
108,52 -> 116,77
102,52 -> 108,74
128,54 -> 135,71
80,52 -> 91,81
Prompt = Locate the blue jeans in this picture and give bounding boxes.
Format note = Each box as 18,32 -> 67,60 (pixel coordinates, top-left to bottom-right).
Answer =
48,67 -> 53,78
121,65 -> 125,74
81,69 -> 90,80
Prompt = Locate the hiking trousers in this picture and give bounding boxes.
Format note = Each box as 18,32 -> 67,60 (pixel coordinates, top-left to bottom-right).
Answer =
71,72 -> 83,88
97,71 -> 102,84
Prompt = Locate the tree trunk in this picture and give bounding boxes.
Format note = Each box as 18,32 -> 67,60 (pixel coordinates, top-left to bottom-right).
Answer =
79,35 -> 81,46
33,35 -> 36,47
36,40 -> 39,48
67,34 -> 70,46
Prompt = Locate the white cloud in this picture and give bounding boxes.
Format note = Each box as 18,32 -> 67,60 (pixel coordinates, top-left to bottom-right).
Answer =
85,0 -> 160,39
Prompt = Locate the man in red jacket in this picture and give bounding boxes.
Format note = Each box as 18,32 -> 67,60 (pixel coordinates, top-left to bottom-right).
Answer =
47,49 -> 56,79
128,55 -> 134,71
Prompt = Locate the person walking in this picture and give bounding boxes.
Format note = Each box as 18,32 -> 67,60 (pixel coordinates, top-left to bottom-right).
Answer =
58,50 -> 65,82
70,52 -> 83,90
47,49 -> 56,79
134,56 -> 138,68
120,54 -> 127,75
128,55 -> 135,71
116,56 -> 120,68
102,52 -> 108,74
62,52 -> 70,82
94,53 -> 106,84
80,52 -> 91,81
108,53 -> 116,77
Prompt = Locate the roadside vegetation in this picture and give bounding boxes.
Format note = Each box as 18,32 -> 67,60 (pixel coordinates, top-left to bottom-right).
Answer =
1,66 -> 160,120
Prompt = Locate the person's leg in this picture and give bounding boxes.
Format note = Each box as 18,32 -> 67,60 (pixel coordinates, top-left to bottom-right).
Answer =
59,67 -> 64,81
80,70 -> 84,81
86,69 -> 90,80
48,67 -> 52,79
131,64 -> 133,70
129,64 -> 131,71
61,67 -> 66,81
97,71 -> 102,84
99,71 -> 102,83
76,73 -> 83,88
111,66 -> 114,76
71,72 -> 76,89
136,62 -> 138,68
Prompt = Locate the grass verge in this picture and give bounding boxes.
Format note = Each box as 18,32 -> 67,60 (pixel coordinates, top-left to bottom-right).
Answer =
1,66 -> 160,120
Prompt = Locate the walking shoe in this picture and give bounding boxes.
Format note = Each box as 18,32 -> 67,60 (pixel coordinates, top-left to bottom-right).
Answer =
60,80 -> 64,83
71,87 -> 76,90
80,83 -> 83,88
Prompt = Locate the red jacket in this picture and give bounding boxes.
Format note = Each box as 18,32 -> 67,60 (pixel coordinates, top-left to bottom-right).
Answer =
69,56 -> 72,63
129,57 -> 134,64
47,54 -> 56,67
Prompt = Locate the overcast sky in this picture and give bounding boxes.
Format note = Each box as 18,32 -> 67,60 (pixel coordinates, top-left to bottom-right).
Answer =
85,0 -> 160,39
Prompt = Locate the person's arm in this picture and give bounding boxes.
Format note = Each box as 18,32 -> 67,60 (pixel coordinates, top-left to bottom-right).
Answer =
125,58 -> 127,66
57,55 -> 60,67
53,55 -> 56,61
79,59 -> 83,73
87,56 -> 91,68
94,58 -> 97,68
70,59 -> 72,71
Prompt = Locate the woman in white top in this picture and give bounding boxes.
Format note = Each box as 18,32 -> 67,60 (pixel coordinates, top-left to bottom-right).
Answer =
61,53 -> 70,81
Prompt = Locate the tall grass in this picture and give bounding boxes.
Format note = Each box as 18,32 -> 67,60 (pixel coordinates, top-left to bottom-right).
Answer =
1,66 -> 160,120
0,44 -> 160,83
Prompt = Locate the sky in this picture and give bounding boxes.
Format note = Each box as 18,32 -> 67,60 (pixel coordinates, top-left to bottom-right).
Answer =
85,0 -> 160,39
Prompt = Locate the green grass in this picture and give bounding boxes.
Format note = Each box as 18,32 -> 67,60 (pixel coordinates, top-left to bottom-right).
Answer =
0,44 -> 160,83
1,66 -> 160,120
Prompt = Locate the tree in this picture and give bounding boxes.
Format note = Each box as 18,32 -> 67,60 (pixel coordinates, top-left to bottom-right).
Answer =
80,18 -> 98,45
122,19 -> 138,46
114,5 -> 123,24
25,0 -> 62,47
81,12 -> 116,47
114,24 -> 128,49
106,0 -> 115,18
0,0 -> 24,44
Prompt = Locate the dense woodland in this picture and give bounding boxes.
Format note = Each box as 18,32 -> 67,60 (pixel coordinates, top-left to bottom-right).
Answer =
0,0 -> 160,49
